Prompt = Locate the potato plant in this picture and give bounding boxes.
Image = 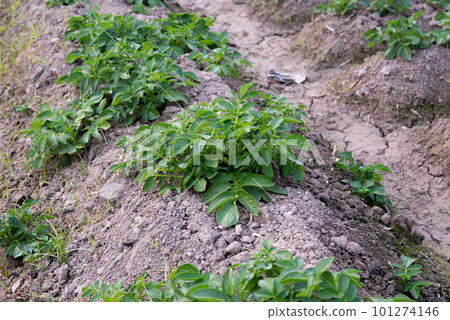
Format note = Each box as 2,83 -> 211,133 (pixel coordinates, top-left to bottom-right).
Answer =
111,83 -> 309,227
23,8 -> 249,170
314,0 -> 359,16
82,239 -> 414,302
431,11 -> 450,45
359,0 -> 412,16
334,152 -> 392,207
363,12 -> 431,60
0,199 -> 64,264
392,255 -> 431,299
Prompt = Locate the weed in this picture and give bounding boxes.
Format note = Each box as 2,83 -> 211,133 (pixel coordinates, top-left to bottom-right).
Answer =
334,152 -> 392,207
45,0 -> 80,8
125,0 -> 165,14
391,255 -> 431,299
363,12 -> 431,60
360,0 -> 412,16
314,0 -> 358,16
426,0 -> 450,10
111,83 -> 309,227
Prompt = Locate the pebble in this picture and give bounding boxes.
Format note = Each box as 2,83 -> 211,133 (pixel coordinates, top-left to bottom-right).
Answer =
381,213 -> 391,225
11,278 -> 24,294
235,224 -> 243,236
225,241 -> 242,255
42,279 -> 54,292
330,235 -> 348,249
381,66 -> 392,76
319,193 -> 330,203
187,222 -> 200,233
58,264 -> 70,284
346,241 -> 363,255
198,231 -> 219,245
100,181 -> 125,200
241,236 -> 253,244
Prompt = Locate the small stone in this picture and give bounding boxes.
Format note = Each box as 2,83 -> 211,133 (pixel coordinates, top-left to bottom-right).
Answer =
58,264 -> 70,284
63,199 -> 76,212
235,224 -> 243,236
390,214 -> 412,235
216,238 -> 227,249
381,66 -> 392,76
381,213 -> 391,225
198,231 -> 218,245
187,222 -> 200,233
346,242 -> 363,255
124,226 -> 141,245
354,260 -> 366,270
11,278 -> 24,294
162,189 -> 172,199
289,249 -> 297,256
241,236 -> 253,244
331,235 -> 348,249
42,279 -> 54,292
319,193 -> 330,203
357,69 -> 367,78
372,206 -> 384,216
100,181 -> 125,200
225,241 -> 242,255
97,267 -> 105,275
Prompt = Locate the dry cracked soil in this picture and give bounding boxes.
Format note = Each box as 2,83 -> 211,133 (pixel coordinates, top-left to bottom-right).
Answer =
0,0 -> 448,302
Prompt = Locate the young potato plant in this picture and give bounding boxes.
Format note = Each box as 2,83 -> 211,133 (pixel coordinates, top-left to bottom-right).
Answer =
45,0 -> 79,8
363,12 -> 431,60
334,152 -> 392,207
82,239 -> 368,302
431,11 -> 450,45
359,0 -> 412,16
314,0 -> 359,16
23,9 -> 249,170
427,0 -> 450,10
111,83 -> 309,227
0,199 -> 65,264
392,255 -> 431,299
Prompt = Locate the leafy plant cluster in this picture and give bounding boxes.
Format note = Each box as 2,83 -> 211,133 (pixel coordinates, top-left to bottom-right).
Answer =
360,0 -> 412,16
334,152 -> 392,207
23,8 -> 250,170
431,10 -> 450,45
0,199 -> 68,265
45,0 -> 87,8
81,239 -> 414,302
427,0 -> 450,11
314,0 -> 412,16
125,0 -> 165,14
111,83 -> 309,227
363,12 -> 432,60
314,0 -> 359,16
392,255 -> 431,299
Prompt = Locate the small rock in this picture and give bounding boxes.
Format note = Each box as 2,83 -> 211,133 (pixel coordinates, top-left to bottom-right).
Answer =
390,214 -> 412,235
42,279 -> 54,292
372,206 -> 384,216
97,267 -> 105,275
235,224 -> 243,236
162,189 -> 172,199
331,235 -> 348,249
198,231 -> 218,245
124,226 -> 141,245
100,181 -> 125,200
216,237 -> 227,249
381,213 -> 391,225
58,264 -> 70,284
187,222 -> 200,233
289,249 -> 297,256
63,199 -> 76,212
354,260 -> 366,270
11,278 -> 24,294
381,66 -> 392,76
319,193 -> 330,203
346,242 -> 363,255
225,241 -> 242,255
241,236 -> 253,244
357,69 -> 367,78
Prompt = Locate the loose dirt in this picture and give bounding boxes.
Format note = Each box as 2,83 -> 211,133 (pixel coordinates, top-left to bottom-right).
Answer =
0,0 -> 448,302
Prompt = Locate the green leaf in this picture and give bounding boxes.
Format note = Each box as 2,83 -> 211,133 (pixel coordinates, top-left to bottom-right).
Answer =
171,138 -> 192,156
240,174 -> 274,188
207,191 -> 235,213
190,288 -> 229,302
202,182 -> 231,203
398,46 -> 412,60
237,189 -> 259,216
194,178 -> 207,192
314,257 -> 334,277
215,200 -> 239,227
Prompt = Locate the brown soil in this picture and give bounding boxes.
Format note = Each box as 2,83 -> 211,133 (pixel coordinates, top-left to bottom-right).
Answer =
0,0 -> 448,302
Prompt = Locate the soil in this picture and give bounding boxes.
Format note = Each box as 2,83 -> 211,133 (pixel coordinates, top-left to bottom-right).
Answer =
0,0 -> 448,302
